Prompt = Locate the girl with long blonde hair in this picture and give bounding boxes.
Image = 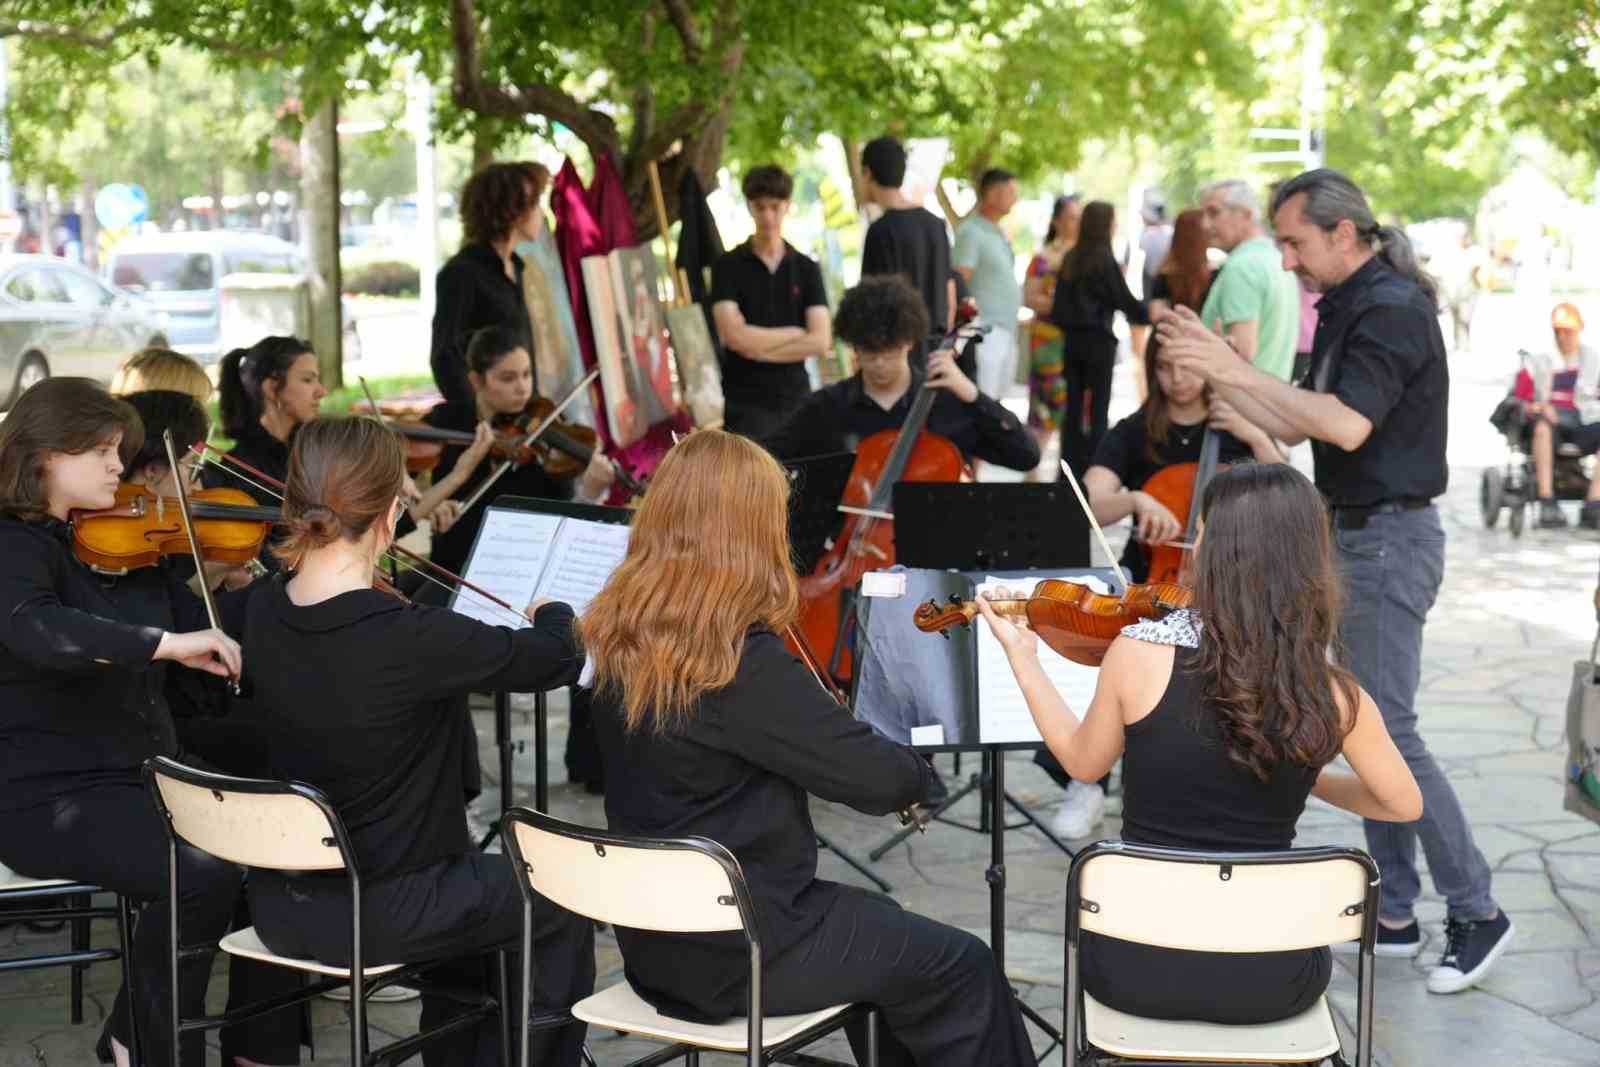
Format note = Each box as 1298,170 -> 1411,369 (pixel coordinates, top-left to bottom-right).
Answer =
580,429 -> 1037,1067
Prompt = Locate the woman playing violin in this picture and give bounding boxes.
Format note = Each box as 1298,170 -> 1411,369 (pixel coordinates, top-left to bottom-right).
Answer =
1086,345 -> 1282,582
0,378 -> 295,1067
211,335 -> 328,493
979,464 -> 1421,1027
761,276 -> 1038,472
225,416 -> 595,1067
422,323 -> 613,580
582,430 -> 1036,1066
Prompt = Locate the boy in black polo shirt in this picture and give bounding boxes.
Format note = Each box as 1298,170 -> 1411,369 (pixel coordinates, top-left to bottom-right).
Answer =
711,165 -> 832,438
761,276 -> 1037,471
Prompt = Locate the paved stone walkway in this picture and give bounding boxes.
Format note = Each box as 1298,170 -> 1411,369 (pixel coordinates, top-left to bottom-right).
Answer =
5,295 -> 1600,1063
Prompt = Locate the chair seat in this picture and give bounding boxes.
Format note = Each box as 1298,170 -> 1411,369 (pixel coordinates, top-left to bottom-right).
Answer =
0,863 -> 78,893
219,927 -> 404,979
1084,992 -> 1341,1063
572,980 -> 855,1052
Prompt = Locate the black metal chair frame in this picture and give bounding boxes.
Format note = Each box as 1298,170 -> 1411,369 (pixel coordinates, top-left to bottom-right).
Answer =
1063,840 -> 1381,1067
0,876 -> 141,1063
142,756 -> 514,1067
503,807 -> 878,1067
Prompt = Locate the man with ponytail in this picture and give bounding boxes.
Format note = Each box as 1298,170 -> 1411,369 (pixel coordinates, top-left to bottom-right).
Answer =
1157,167 -> 1511,996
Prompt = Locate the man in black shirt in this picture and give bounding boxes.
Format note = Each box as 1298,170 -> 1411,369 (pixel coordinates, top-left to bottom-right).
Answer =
860,136 -> 954,370
710,165 -> 832,438
1158,168 -> 1510,997
762,276 -> 1038,472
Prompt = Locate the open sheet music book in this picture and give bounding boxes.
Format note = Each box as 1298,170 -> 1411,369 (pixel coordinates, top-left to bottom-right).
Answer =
852,567 -> 1118,750
451,503 -> 631,628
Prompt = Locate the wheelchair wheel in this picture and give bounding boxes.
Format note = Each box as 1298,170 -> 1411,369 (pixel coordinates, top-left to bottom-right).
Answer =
1480,467 -> 1504,528
1508,498 -> 1526,537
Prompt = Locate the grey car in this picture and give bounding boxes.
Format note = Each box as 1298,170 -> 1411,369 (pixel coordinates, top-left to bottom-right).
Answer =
0,255 -> 169,407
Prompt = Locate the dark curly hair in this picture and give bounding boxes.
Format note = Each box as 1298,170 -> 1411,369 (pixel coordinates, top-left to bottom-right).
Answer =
460,162 -> 544,246
834,276 -> 929,354
741,165 -> 794,202
1192,464 -> 1358,783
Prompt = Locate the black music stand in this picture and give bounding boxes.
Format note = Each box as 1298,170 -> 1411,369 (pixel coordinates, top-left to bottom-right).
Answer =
453,496 -> 632,850
785,452 -> 855,574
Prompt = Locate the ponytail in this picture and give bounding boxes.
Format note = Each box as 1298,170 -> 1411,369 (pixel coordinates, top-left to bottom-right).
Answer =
1375,224 -> 1438,305
218,347 -> 254,439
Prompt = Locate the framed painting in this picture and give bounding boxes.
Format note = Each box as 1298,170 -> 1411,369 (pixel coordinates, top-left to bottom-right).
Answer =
580,255 -> 647,447
665,305 -> 723,429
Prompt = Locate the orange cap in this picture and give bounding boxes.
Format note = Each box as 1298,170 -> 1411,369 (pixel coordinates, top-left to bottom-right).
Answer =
1553,302 -> 1585,331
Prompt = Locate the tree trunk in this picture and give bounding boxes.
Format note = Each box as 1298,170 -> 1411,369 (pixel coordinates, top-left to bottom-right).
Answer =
210,167 -> 225,230
37,180 -> 53,257
299,99 -> 343,387
933,175 -> 963,230
842,138 -> 868,217
78,180 -> 98,270
471,114 -> 496,172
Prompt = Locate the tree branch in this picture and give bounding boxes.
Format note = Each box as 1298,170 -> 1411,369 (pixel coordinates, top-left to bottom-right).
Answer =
448,0 -> 619,158
659,0 -> 704,64
0,19 -> 273,61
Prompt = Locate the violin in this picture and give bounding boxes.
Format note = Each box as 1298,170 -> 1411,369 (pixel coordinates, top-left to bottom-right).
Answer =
390,406 -> 644,496
790,305 -> 986,681
71,482 -> 282,573
913,579 -> 1192,667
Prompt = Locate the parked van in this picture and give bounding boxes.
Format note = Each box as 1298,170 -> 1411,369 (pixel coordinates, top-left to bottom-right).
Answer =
105,231 -> 303,363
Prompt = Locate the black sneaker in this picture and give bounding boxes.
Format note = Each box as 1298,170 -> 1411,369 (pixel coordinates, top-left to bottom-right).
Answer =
1581,503 -> 1600,530
1538,500 -> 1569,528
1427,912 -> 1514,994
1334,918 -> 1422,958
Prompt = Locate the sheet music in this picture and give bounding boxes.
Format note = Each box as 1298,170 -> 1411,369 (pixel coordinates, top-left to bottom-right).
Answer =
452,510 -> 564,628
975,575 -> 1105,744
536,519 -> 631,617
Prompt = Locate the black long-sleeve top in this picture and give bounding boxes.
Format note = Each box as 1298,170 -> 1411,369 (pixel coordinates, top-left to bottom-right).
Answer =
231,577 -> 580,880
590,629 -> 932,1022
0,518 -> 209,811
431,243 -> 532,406
422,400 -> 575,577
760,371 -> 1041,472
1050,250 -> 1150,340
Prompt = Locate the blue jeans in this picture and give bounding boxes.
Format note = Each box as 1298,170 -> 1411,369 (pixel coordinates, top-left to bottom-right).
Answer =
1336,506 -> 1497,923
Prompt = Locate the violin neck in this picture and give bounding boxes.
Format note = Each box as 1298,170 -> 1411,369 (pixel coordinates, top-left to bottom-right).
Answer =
189,502 -> 284,524
395,424 -> 475,446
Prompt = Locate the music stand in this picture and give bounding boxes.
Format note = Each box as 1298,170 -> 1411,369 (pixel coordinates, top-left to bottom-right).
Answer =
893,482 -> 1090,571
454,496 -> 632,848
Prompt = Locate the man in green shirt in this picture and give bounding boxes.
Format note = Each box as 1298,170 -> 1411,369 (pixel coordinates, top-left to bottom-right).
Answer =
1199,179 -> 1300,382
953,168 -> 1023,399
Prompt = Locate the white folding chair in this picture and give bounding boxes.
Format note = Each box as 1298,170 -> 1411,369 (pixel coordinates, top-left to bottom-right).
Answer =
0,864 -> 141,1063
143,755 -> 513,1067
504,807 -> 878,1067
1064,841 -> 1380,1067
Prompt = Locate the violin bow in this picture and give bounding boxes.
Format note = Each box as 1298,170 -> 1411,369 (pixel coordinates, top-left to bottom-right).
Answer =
193,444 -> 531,629
456,367 -> 601,517
1058,459 -> 1128,597
162,430 -> 241,693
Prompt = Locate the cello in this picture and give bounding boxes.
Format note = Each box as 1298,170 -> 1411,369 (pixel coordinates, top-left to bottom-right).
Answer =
791,310 -> 985,681
1139,422 -> 1223,586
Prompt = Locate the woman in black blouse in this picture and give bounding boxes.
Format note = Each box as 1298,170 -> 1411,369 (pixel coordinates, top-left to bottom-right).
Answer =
581,430 -> 1037,1066
212,335 -> 328,494
981,464 -> 1422,1024
1050,200 -> 1151,476
0,378 -> 283,1067
231,416 -> 594,1067
430,162 -> 546,408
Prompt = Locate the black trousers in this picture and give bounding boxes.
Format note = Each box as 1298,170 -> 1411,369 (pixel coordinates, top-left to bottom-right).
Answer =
0,777 -> 303,1066
251,850 -> 594,1067
760,885 -> 1036,1067
1060,330 -> 1118,478
723,392 -> 808,441
1082,933 -> 1331,1025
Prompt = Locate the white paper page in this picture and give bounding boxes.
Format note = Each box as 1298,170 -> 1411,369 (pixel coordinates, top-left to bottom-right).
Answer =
975,575 -> 1107,744
452,509 -> 565,629
534,518 -> 631,618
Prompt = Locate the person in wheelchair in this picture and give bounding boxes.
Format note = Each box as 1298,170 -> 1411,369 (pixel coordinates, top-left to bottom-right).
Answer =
979,464 -> 1428,1024
1519,302 -> 1600,529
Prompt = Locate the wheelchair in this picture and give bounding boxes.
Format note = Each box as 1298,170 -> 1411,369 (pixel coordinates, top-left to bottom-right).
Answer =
1481,397 -> 1594,537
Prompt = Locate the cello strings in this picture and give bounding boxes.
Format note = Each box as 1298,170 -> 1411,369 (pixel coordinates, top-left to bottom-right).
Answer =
194,447 -> 531,628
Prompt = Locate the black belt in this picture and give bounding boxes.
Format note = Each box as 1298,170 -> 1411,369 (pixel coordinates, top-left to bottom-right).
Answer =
1331,497 -> 1431,530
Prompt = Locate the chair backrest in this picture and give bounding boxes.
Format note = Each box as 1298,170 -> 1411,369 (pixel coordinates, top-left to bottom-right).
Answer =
147,759 -> 346,872
1072,844 -> 1374,953
506,810 -> 747,935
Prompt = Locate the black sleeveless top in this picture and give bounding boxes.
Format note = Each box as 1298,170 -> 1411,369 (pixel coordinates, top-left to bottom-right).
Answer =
1120,645 -> 1319,852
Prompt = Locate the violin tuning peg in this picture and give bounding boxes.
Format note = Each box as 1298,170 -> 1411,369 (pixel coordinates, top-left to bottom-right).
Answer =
947,593 -> 962,604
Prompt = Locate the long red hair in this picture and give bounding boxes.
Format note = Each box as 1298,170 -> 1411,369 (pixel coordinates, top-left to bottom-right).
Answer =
1159,209 -> 1211,311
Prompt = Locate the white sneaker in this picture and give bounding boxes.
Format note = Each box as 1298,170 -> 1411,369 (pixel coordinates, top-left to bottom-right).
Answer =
1050,781 -> 1105,839
321,983 -> 421,1003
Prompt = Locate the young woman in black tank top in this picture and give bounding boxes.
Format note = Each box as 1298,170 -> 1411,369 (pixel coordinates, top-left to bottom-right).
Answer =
979,463 -> 1423,1025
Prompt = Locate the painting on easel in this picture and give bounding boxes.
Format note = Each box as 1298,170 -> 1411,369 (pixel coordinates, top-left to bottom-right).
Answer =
580,255 -> 647,447
666,303 -> 723,429
607,245 -> 675,425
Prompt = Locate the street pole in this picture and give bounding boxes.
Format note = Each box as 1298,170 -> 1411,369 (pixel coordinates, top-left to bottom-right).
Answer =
0,38 -> 12,216
409,74 -> 439,325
